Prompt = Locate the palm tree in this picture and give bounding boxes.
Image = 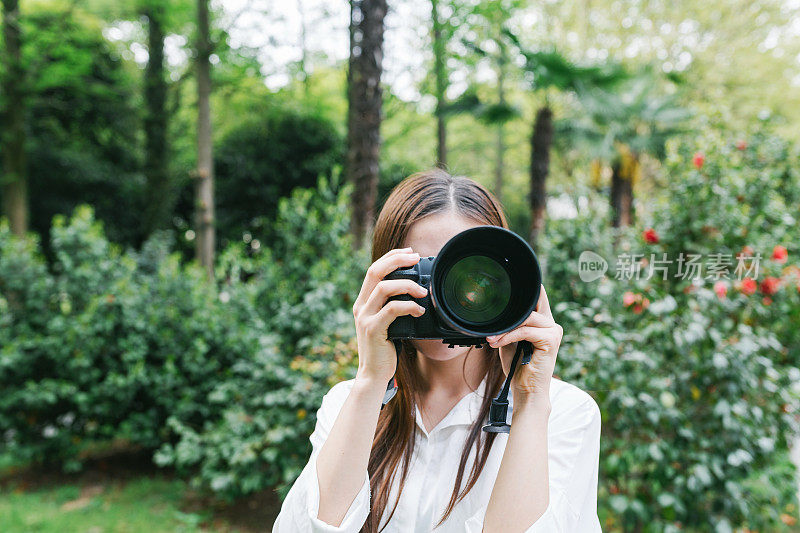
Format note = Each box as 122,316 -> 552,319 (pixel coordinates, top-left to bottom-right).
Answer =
503,30 -> 628,245
566,66 -> 693,228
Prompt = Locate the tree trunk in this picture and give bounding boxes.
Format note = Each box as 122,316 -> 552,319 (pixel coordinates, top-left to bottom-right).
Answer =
297,0 -> 311,98
431,0 -> 447,167
493,63 -> 506,201
142,6 -> 172,238
610,147 -> 636,228
529,106 -> 552,247
1,0 -> 28,236
195,0 -> 215,278
346,0 -> 387,250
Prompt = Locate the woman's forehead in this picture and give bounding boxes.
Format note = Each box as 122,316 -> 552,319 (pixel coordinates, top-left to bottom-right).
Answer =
401,212 -> 484,257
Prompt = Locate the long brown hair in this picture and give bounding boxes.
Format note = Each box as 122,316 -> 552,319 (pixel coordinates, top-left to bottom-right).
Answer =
363,168 -> 509,532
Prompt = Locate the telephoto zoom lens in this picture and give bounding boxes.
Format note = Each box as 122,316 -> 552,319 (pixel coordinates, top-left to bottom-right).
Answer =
430,225 -> 541,338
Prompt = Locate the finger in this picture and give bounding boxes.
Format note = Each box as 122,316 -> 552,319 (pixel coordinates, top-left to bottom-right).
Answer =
354,251 -> 421,310
535,284 -> 553,319
486,313 -> 554,344
522,310 -> 556,328
362,279 -> 428,315
487,325 -> 562,350
372,300 -> 426,333
382,247 -> 414,258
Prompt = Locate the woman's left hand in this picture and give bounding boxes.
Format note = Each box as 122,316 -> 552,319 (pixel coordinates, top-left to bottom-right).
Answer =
485,284 -> 562,404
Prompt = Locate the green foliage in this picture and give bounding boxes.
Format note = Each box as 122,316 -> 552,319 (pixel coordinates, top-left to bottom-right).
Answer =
155,171 -> 367,499
0,5 -> 143,248
172,106 -> 344,251
563,66 -> 693,163
544,131 -> 800,531
0,204 -> 259,471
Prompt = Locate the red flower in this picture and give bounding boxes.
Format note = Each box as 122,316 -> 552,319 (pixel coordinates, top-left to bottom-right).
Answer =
760,276 -> 781,295
714,281 -> 728,299
643,228 -> 660,244
771,245 -> 788,264
740,277 -> 757,295
632,304 -> 643,314
623,291 -> 636,307
762,296 -> 773,306
740,245 -> 755,256
692,151 -> 705,169
735,139 -> 747,150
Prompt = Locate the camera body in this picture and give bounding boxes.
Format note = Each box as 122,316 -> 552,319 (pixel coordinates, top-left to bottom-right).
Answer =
385,256 -> 483,347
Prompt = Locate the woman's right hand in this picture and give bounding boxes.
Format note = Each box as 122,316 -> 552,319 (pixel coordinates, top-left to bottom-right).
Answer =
352,247 -> 428,385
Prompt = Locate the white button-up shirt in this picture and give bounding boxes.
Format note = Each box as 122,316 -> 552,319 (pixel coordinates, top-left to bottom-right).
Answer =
273,374 -> 602,532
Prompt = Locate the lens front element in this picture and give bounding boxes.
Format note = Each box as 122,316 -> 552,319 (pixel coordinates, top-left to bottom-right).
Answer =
442,255 -> 511,324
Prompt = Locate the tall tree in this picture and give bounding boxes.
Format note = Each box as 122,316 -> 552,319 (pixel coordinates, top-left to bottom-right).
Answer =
346,0 -> 387,250
141,2 -> 172,236
504,31 -> 628,245
529,104 -> 552,245
1,0 -> 28,236
451,39 -> 520,203
430,0 -> 448,167
195,0 -> 215,277
568,68 -> 692,228
493,39 -> 508,199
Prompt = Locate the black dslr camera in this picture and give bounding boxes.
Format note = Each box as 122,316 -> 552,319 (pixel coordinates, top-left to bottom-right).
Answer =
384,225 -> 542,347
381,225 -> 543,434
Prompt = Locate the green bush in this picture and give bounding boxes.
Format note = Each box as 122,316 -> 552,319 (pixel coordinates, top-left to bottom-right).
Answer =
545,130 -> 800,531
171,106 -> 344,253
0,206 -> 263,471
154,171 -> 368,499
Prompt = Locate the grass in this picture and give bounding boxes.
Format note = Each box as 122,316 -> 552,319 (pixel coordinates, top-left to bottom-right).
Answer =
0,446 -> 282,532
0,476 -> 216,532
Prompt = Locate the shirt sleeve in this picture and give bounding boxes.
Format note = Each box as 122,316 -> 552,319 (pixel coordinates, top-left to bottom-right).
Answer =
272,380 -> 372,532
464,392 -> 603,532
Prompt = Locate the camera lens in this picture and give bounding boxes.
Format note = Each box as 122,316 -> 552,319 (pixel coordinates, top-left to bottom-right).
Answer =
429,225 -> 541,337
441,255 -> 511,324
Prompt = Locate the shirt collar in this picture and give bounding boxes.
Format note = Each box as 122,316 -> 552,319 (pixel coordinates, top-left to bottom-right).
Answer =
414,372 -> 511,437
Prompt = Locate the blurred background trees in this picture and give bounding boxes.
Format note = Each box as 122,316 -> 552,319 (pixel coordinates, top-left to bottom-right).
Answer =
2,0 -> 799,256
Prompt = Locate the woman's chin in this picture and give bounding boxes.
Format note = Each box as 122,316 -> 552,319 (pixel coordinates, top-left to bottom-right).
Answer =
412,339 -> 470,361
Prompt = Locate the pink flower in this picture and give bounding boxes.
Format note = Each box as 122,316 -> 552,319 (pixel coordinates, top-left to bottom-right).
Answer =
771,245 -> 788,264
642,228 -> 660,244
760,276 -> 781,295
623,291 -> 636,307
692,151 -> 705,169
740,277 -> 757,295
735,139 -> 747,150
714,281 -> 728,300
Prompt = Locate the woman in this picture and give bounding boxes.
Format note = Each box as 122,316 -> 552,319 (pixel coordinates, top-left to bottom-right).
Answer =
273,168 -> 602,532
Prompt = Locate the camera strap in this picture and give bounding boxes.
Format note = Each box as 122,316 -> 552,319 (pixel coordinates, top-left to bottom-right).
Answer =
482,339 -> 534,433
380,339 -> 404,408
